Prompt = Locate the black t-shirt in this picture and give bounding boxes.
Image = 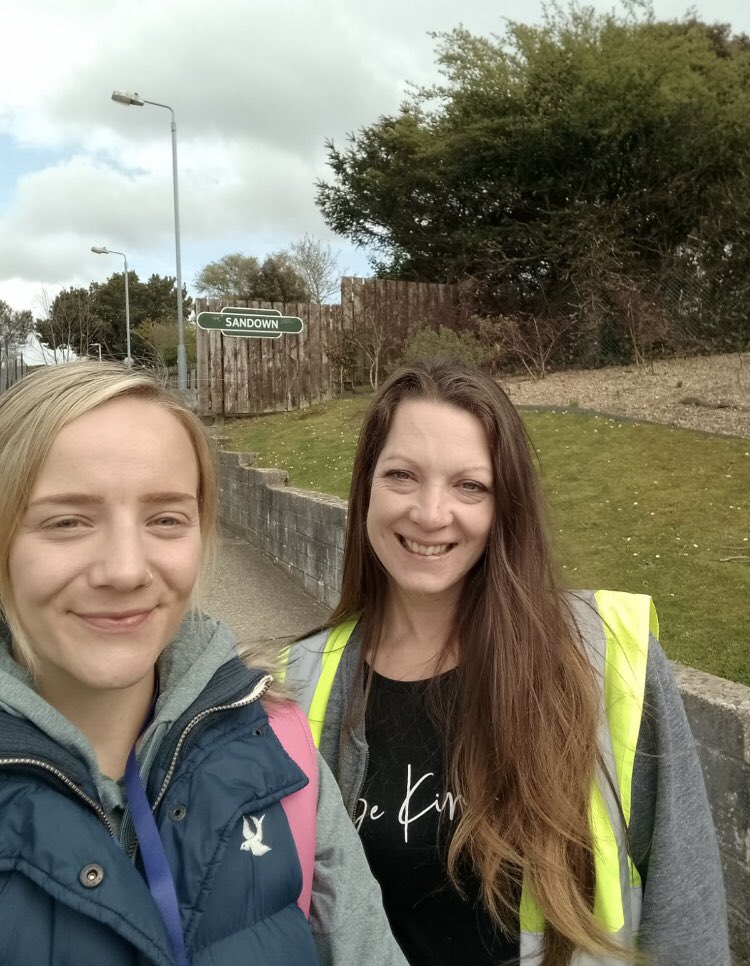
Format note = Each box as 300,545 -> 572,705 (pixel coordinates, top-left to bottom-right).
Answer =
358,667 -> 519,966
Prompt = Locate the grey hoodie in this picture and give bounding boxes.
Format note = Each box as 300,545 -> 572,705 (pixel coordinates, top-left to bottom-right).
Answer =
0,614 -> 407,966
296,621 -> 730,966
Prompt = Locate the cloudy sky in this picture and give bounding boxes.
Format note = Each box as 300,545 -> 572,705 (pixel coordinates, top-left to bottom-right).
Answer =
2,0 -> 749,316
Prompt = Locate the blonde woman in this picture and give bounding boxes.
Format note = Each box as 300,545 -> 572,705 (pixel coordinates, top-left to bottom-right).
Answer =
287,359 -> 729,966
0,363 -> 405,966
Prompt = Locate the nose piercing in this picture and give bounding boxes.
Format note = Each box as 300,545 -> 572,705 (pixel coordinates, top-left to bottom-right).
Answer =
144,571 -> 153,588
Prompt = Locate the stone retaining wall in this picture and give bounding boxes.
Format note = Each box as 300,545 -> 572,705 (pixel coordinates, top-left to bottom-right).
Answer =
217,448 -> 750,964
217,450 -> 346,609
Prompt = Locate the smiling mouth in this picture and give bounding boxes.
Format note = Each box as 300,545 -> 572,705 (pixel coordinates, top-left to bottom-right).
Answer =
398,535 -> 456,557
75,611 -> 153,631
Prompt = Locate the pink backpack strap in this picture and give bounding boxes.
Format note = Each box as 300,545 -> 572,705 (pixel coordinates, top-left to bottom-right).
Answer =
265,701 -> 318,919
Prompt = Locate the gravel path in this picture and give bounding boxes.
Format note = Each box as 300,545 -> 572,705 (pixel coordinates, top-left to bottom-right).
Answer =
502,352 -> 750,438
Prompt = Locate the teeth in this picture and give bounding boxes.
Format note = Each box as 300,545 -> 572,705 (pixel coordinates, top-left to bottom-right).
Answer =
402,537 -> 451,556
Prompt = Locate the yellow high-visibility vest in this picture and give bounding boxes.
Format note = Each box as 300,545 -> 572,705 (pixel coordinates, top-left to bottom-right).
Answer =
285,590 -> 656,966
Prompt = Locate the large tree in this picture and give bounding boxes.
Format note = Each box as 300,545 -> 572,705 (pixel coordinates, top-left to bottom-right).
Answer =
195,252 -> 310,302
317,5 -> 750,356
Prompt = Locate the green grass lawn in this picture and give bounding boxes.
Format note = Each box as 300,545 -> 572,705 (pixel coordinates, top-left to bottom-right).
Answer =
223,399 -> 750,685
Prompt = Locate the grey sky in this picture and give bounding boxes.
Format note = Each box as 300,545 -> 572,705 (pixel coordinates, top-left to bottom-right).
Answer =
1,0 -> 748,314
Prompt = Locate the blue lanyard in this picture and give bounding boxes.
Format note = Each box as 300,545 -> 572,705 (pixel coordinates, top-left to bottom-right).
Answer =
123,697 -> 189,966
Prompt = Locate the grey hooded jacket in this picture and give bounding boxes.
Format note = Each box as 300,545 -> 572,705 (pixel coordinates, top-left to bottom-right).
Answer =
292,612 -> 730,966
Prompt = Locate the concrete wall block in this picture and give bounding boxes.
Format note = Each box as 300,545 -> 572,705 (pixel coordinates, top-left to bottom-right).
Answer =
267,487 -> 292,512
305,542 -> 329,583
290,529 -> 311,554
324,542 -> 343,574
676,663 -> 750,765
252,467 -> 289,487
333,527 -> 346,551
694,742 -> 749,862
303,497 -> 331,523
302,571 -> 324,601
322,584 -> 341,610
275,522 -> 292,550
285,488 -> 319,514
311,518 -> 334,546
294,512 -> 316,538
285,546 -> 308,574
320,499 -> 348,526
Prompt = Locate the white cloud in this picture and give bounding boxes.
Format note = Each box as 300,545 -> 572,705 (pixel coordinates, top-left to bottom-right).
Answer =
1,0 -> 749,310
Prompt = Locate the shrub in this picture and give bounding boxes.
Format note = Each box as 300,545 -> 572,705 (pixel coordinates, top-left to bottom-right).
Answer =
400,323 -> 491,369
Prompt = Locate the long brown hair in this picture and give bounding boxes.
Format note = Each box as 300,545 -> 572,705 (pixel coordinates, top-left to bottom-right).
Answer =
329,359 -> 625,964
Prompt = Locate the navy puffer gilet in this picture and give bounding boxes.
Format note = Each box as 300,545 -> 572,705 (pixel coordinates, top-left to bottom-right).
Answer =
0,660 -> 319,965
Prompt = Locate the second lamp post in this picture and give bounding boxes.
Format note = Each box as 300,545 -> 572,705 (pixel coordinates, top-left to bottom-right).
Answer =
91,246 -> 132,367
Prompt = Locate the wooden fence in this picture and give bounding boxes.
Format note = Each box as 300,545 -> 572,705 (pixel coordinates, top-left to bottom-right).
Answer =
197,299 -> 343,416
0,354 -> 26,393
340,276 -> 470,337
195,278 -> 468,416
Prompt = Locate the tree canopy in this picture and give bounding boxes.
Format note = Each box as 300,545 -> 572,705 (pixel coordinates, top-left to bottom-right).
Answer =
316,4 -> 750,357
195,251 -> 311,302
36,273 -> 192,364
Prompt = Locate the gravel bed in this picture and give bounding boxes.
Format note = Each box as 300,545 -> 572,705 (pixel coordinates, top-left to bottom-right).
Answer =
502,352 -> 750,438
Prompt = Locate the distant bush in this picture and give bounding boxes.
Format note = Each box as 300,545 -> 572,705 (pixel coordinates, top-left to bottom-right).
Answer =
400,323 -> 491,369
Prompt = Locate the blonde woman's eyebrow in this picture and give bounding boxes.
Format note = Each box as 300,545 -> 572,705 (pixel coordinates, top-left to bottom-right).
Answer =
27,493 -> 105,508
28,491 -> 197,508
139,492 -> 198,505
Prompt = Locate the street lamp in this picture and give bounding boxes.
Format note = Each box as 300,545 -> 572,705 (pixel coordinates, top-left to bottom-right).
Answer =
91,246 -> 132,367
111,89 -> 186,390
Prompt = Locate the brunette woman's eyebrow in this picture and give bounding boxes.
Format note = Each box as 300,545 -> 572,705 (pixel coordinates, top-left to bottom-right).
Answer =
380,455 -> 492,477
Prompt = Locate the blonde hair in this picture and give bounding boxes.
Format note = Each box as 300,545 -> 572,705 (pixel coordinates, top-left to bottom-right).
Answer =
0,362 -> 218,667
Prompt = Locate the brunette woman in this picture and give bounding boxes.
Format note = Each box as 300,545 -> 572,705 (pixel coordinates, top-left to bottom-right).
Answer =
287,359 -> 729,966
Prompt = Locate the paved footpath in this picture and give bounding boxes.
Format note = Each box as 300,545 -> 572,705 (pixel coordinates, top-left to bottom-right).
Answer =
202,534 -> 329,648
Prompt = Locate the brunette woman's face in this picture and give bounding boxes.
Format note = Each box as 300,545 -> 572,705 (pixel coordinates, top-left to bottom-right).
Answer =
8,398 -> 202,703
366,399 -> 495,606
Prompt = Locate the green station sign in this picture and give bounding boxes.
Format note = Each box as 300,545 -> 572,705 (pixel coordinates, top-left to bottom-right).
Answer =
197,306 -> 304,339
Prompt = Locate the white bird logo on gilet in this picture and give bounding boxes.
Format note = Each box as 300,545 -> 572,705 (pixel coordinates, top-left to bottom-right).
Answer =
241,814 -> 271,856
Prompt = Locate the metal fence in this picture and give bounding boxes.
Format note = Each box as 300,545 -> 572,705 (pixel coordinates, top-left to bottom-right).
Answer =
0,354 -> 26,394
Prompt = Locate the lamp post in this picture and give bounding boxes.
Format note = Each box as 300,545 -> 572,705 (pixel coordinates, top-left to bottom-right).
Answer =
111,90 -> 186,390
91,246 -> 132,366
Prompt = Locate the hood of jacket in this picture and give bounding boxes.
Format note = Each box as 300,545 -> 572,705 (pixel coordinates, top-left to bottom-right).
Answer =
0,611 -> 242,818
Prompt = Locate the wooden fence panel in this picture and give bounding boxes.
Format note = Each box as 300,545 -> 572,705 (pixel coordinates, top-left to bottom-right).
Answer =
223,335 -> 238,415
272,300 -> 284,412
209,329 -> 223,415
311,301 -> 323,406
194,278 -> 467,415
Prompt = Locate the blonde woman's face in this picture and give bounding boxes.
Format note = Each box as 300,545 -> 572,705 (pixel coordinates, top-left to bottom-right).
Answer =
8,398 -> 202,704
